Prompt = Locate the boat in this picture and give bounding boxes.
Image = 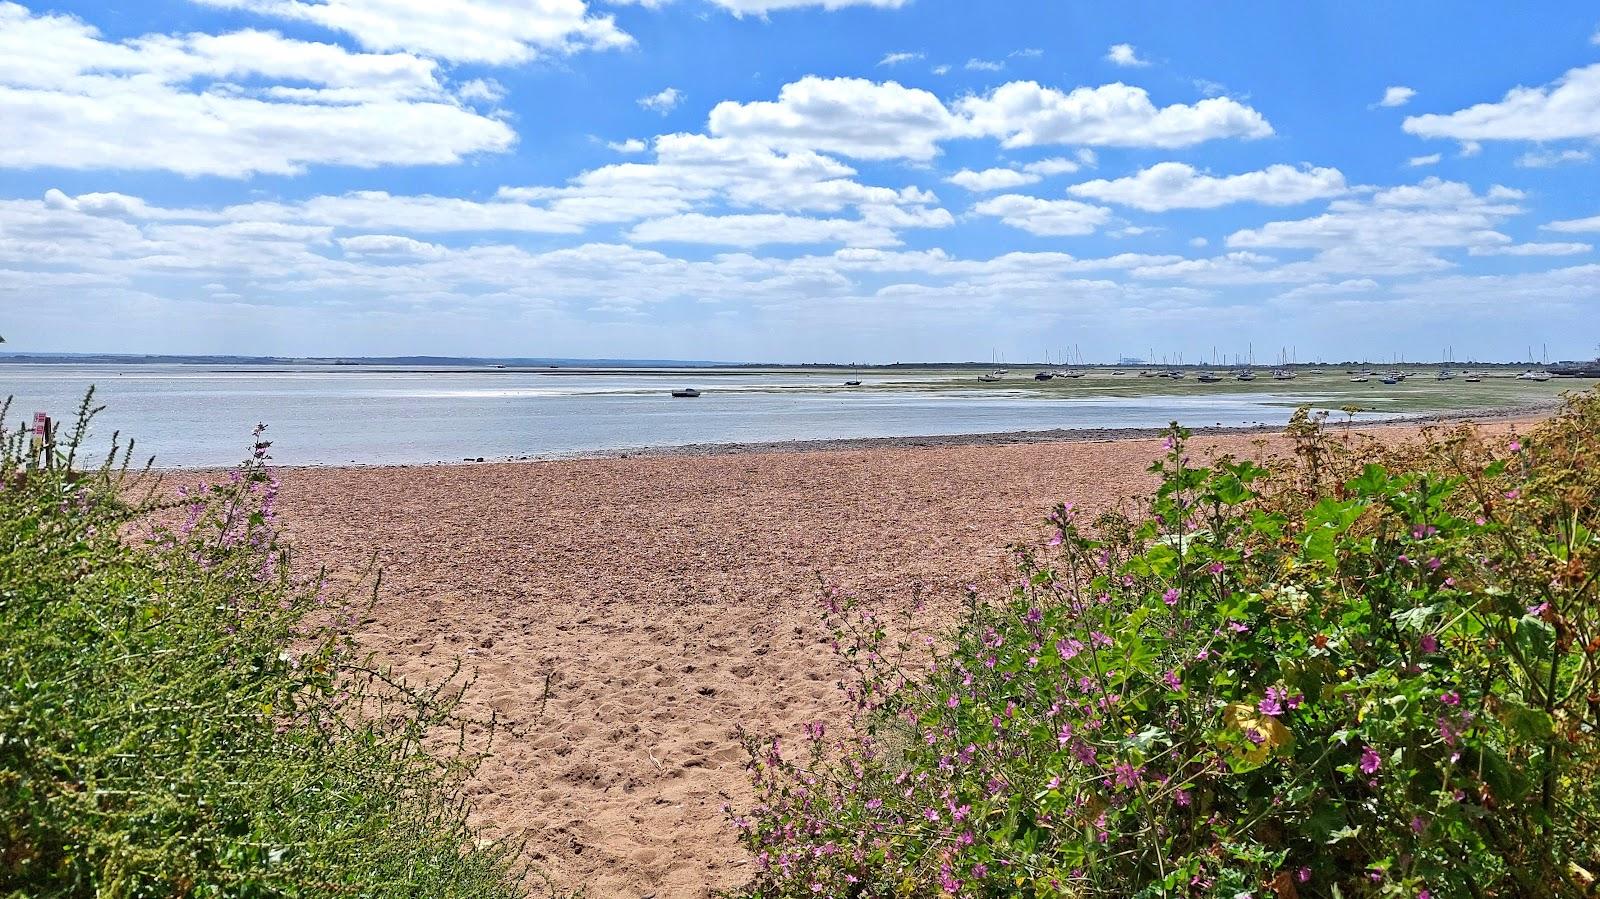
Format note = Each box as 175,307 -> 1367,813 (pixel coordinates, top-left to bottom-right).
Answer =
978,374 -> 1003,382
1519,370 -> 1553,382
1272,368 -> 1296,380
1197,371 -> 1222,383
670,388 -> 701,398
844,380 -> 862,386
1463,373 -> 1482,383
1350,375 -> 1370,383
1034,371 -> 1055,381
1235,369 -> 1256,381
1380,374 -> 1400,385
1167,370 -> 1186,380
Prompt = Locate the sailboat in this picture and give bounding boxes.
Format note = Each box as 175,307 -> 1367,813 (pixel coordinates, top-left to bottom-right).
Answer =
1272,346 -> 1296,380
1436,346 -> 1455,381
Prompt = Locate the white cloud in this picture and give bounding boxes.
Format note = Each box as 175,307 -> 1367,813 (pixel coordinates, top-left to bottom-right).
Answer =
878,51 -> 922,66
1408,153 -> 1442,167
708,76 -> 962,160
966,58 -> 1004,72
607,138 -> 649,153
946,168 -> 1039,191
931,64 -> 951,75
1226,178 -> 1526,273
971,195 -> 1112,236
1023,157 -> 1082,176
1067,163 -> 1348,211
1544,214 -> 1600,233
1593,25 -> 1600,46
1378,86 -> 1416,107
337,233 -> 448,258
1403,63 -> 1600,142
0,4 -> 514,177
1458,140 -> 1482,157
958,81 -> 1272,148
1515,147 -> 1592,167
1105,43 -> 1149,67
1467,241 -> 1591,256
1188,237 -> 1208,248
626,212 -> 901,247
189,0 -> 632,64
1009,48 -> 1042,59
638,87 -> 684,114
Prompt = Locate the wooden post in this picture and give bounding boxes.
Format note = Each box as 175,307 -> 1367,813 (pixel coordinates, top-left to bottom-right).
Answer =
31,412 -> 51,470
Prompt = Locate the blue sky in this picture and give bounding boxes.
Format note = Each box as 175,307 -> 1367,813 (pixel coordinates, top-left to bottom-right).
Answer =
1,0 -> 1598,363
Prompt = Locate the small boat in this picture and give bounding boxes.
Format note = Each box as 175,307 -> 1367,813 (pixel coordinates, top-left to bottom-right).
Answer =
1519,370 -> 1553,382
1272,368 -> 1296,381
1350,375 -> 1370,383
844,380 -> 862,386
978,374 -> 1003,382
1167,370 -> 1186,380
1464,372 -> 1482,383
1235,369 -> 1256,381
1034,371 -> 1055,381
1197,371 -> 1222,383
1381,375 -> 1400,385
670,388 -> 701,398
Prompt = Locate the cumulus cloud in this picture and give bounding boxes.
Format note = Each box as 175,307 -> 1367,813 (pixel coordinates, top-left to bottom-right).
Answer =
958,81 -> 1272,149
1067,163 -> 1348,211
638,87 -> 685,114
607,138 -> 649,153
1403,63 -> 1600,142
1408,153 -> 1442,167
966,58 -> 1004,72
708,76 -> 962,160
971,195 -> 1113,236
947,168 -> 1039,191
189,0 -> 632,64
1467,241 -> 1591,256
1105,43 -> 1149,67
1377,86 -> 1416,107
0,4 -> 514,176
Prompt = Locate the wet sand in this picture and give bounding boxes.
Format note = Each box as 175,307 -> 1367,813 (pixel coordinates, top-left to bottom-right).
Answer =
270,416 -> 1540,897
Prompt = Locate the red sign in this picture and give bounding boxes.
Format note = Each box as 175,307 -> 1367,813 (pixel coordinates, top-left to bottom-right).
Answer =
32,412 -> 47,437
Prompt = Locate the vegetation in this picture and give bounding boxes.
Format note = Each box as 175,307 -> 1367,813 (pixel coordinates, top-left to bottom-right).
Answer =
0,394 -> 538,897
733,390 -> 1600,897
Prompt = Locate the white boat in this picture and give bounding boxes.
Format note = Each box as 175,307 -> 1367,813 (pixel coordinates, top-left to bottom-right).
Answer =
1272,368 -> 1296,380
1519,370 -> 1553,382
670,388 -> 701,398
1350,375 -> 1370,383
1197,371 -> 1222,383
1464,373 -> 1482,383
1235,369 -> 1256,381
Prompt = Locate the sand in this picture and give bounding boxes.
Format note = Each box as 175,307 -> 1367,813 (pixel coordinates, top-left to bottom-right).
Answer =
269,418 -> 1537,898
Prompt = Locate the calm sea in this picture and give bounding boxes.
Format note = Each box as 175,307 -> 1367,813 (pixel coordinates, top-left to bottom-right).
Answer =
0,365 -> 1386,467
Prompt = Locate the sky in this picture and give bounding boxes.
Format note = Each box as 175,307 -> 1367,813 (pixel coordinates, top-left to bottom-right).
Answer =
1,1 -> 1598,363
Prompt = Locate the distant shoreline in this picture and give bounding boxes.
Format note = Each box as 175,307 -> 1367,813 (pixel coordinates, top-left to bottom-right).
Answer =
248,400 -> 1560,472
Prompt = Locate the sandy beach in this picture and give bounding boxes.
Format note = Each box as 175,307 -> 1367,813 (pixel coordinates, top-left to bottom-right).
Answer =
269,417 -> 1539,898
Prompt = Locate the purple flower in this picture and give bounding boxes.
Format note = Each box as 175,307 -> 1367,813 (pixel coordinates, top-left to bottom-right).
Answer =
1296,866 -> 1311,883
1420,634 -> 1439,653
1259,685 -> 1290,716
1162,670 -> 1182,691
1112,762 -> 1143,789
1162,587 -> 1180,607
1359,745 -> 1382,775
1090,631 -> 1113,648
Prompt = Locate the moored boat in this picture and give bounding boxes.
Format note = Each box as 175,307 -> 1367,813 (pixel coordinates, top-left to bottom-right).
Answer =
670,388 -> 701,397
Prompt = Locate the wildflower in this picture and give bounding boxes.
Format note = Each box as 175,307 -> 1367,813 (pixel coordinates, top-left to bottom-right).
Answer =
1420,634 -> 1439,653
1509,439 -> 1521,452
1174,789 -> 1191,807
1504,489 -> 1520,500
1162,587 -> 1180,607
1048,530 -> 1063,547
1426,557 -> 1441,571
946,694 -> 960,709
1228,620 -> 1250,634
1439,691 -> 1460,706
1162,670 -> 1182,691
1359,745 -> 1382,775
1258,685 -> 1292,716
1528,601 -> 1549,617
1207,561 -> 1225,575
1296,867 -> 1311,883
1056,637 -> 1083,660
1090,631 -> 1112,648
1113,762 -> 1143,789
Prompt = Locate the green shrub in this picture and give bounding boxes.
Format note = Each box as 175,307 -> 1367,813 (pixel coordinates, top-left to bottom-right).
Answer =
0,394 -> 540,897
733,392 -> 1600,898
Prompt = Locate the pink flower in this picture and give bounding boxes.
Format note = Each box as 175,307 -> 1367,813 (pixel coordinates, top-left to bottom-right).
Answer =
1162,670 -> 1182,691
1439,691 -> 1460,706
1112,762 -> 1143,789
1509,439 -> 1521,452
1162,587 -> 1180,607
1359,745 -> 1382,775
1090,631 -> 1113,648
1207,561 -> 1225,575
1048,530 -> 1063,547
1420,634 -> 1439,653
1504,489 -> 1520,500
1296,866 -> 1311,883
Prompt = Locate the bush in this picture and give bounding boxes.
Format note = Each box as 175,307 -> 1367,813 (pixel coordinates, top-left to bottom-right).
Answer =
733,392 -> 1600,898
0,394 -> 541,897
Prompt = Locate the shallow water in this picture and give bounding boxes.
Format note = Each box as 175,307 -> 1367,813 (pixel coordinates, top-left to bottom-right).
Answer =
1,365 -> 1404,466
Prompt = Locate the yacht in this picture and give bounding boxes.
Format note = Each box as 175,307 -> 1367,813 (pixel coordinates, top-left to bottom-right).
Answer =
1519,370 -> 1553,382
670,388 -> 702,398
1197,371 -> 1223,383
